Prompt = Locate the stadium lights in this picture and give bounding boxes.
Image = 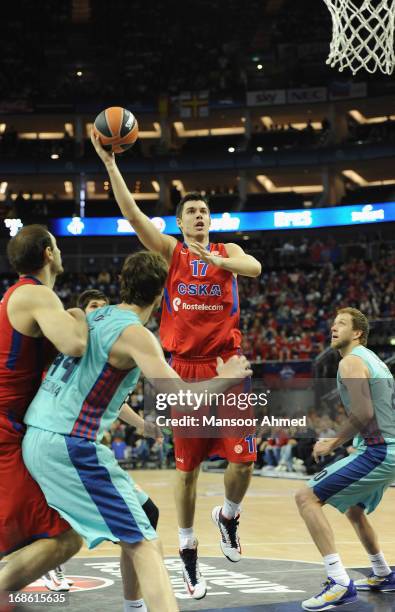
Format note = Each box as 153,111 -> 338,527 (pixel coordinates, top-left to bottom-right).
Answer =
0,182 -> 8,194
173,122 -> 245,137
349,110 -> 395,124
172,179 -> 185,196
257,175 -> 323,193
64,181 -> 73,194
390,338 -> 395,346
257,64 -> 263,70
342,170 -> 395,187
260,117 -> 322,130
76,70 -> 83,77
151,180 -> 160,193
0,124 -> 6,133
50,153 -> 59,160
256,146 -> 263,152
228,147 -> 235,153
20,132 -> 65,140
64,123 -> 74,136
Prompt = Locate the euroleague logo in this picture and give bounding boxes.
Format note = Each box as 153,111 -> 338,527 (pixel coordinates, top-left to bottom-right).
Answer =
23,575 -> 114,593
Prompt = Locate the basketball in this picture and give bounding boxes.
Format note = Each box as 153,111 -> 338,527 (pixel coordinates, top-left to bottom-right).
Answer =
93,106 -> 139,154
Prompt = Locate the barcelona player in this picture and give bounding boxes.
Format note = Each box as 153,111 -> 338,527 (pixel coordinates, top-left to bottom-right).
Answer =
295,308 -> 395,610
92,132 -> 262,599
0,225 -> 86,592
20,251 -> 251,612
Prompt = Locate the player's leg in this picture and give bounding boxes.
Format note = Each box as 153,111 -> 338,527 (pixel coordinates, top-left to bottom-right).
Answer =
174,466 -> 200,531
0,529 -> 81,591
120,540 -> 178,612
118,487 -> 161,608
295,444 -> 394,609
346,505 -> 395,591
295,485 -> 356,610
211,431 -> 256,562
224,460 -> 254,506
212,461 -> 253,562
174,463 -> 207,599
120,547 -> 144,610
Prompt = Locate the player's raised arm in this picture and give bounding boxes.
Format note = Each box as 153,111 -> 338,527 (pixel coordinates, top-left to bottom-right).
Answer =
28,286 -> 88,356
113,325 -> 252,400
91,131 -> 177,261
189,241 -> 261,278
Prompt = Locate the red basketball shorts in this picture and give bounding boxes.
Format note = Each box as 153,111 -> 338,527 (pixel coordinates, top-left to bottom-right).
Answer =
169,352 -> 257,472
0,431 -> 70,556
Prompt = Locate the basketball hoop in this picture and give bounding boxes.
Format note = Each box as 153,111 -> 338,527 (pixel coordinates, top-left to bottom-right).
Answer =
323,0 -> 395,74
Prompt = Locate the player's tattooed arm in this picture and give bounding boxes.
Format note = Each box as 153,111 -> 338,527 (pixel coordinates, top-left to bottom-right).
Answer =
189,241 -> 261,277
91,130 -> 176,261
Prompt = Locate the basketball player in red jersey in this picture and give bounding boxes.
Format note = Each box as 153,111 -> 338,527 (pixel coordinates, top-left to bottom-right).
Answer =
92,132 -> 262,598
0,225 -> 87,593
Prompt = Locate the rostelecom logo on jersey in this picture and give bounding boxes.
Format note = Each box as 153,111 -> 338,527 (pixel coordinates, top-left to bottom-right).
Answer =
173,297 -> 182,311
172,297 -> 223,312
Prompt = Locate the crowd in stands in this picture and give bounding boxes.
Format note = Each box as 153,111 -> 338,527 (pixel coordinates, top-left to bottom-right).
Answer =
1,0 -> 392,111
239,243 -> 394,362
1,234 -> 393,364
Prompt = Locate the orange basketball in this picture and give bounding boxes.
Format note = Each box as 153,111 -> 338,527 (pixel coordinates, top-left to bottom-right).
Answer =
93,107 -> 139,154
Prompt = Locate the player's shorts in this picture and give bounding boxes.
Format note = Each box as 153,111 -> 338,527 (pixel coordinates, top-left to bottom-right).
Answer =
169,352 -> 257,472
134,483 -> 149,506
307,441 -> 395,514
22,426 -> 157,549
0,438 -> 70,556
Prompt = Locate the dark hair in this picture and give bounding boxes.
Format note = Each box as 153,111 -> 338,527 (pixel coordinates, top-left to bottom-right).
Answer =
337,307 -> 370,346
77,289 -> 109,311
7,224 -> 53,274
120,251 -> 168,307
175,191 -> 210,219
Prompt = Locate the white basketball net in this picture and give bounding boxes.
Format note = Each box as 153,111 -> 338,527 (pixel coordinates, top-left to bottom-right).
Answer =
324,0 -> 395,74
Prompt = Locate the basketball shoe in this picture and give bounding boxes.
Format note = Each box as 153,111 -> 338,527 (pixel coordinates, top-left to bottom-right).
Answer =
302,578 -> 357,610
354,571 -> 395,591
42,566 -> 71,592
179,541 -> 207,599
211,506 -> 241,562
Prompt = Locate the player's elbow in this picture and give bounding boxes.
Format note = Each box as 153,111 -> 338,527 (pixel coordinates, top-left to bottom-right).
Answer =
64,337 -> 87,357
250,260 -> 262,277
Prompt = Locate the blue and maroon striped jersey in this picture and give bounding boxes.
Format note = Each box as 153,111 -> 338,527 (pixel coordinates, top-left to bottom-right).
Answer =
24,306 -> 141,442
0,276 -> 47,442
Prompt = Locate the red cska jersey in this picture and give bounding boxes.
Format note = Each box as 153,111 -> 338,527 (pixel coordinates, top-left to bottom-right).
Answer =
0,276 -> 47,442
160,241 -> 241,359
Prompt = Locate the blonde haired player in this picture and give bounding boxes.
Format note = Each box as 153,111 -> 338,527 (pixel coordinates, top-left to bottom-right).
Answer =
296,308 -> 395,610
91,131 -> 261,599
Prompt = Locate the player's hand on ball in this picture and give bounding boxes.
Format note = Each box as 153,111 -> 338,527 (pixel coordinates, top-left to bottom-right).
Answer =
216,355 -> 252,379
90,129 -> 115,167
312,438 -> 336,462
